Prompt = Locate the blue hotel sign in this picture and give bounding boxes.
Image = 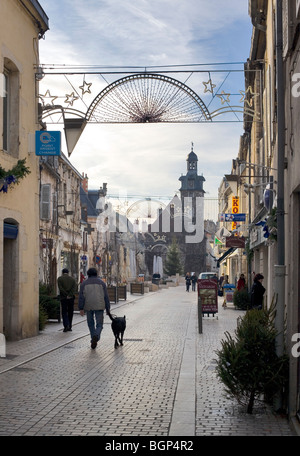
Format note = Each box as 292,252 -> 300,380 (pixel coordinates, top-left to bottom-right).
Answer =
35,131 -> 61,156
219,213 -> 246,222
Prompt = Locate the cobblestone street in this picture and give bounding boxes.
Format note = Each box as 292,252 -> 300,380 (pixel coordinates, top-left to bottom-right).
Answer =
0,286 -> 295,437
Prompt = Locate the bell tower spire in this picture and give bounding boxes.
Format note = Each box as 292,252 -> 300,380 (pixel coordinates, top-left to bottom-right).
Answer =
179,143 -> 205,194
187,142 -> 198,173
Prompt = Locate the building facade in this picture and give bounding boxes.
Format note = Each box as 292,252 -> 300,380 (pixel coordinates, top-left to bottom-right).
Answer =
39,153 -> 83,292
217,0 -> 300,432
282,0 -> 300,430
80,178 -> 140,283
0,0 -> 48,340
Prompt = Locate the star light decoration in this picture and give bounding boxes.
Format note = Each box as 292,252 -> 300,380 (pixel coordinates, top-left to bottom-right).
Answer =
39,89 -> 58,107
202,79 -> 216,94
239,86 -> 259,107
216,90 -> 231,105
64,91 -> 79,106
79,80 -> 92,95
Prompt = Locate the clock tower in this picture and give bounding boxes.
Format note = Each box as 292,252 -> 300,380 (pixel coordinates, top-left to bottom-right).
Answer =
178,143 -> 206,274
179,143 -> 205,197
179,143 -> 205,226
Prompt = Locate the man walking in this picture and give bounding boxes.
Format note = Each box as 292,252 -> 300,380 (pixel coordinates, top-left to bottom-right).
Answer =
57,268 -> 77,332
191,273 -> 197,291
78,268 -> 111,349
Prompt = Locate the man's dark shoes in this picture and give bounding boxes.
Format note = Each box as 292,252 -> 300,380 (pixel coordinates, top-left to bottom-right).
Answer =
63,327 -> 68,332
91,335 -> 98,349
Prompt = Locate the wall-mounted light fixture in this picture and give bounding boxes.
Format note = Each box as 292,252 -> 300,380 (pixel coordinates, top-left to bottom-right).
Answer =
243,181 -> 277,193
237,159 -> 277,171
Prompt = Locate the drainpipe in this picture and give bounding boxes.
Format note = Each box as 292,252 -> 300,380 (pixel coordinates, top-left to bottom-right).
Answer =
274,0 -> 286,411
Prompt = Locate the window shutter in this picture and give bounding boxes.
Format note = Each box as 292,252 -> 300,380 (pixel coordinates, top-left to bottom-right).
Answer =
282,0 -> 290,57
41,184 -> 51,220
52,191 -> 57,224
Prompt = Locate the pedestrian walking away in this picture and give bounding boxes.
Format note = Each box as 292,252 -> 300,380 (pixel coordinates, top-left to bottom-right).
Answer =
57,268 -> 77,332
250,273 -> 265,309
185,272 -> 191,292
191,273 -> 197,291
78,267 -> 111,349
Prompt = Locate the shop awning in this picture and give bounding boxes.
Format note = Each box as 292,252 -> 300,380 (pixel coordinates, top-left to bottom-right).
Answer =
217,247 -> 236,267
3,223 -> 18,239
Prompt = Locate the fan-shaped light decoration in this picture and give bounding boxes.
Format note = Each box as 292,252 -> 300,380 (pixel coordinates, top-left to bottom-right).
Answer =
86,73 -> 212,123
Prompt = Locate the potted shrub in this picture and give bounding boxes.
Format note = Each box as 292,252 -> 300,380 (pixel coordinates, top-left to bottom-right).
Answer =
39,282 -> 61,323
233,288 -> 250,310
215,296 -> 288,414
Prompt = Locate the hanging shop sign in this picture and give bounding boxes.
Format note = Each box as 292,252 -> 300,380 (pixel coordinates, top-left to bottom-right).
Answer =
219,213 -> 246,222
232,196 -> 239,230
35,131 -> 61,156
225,235 -> 246,248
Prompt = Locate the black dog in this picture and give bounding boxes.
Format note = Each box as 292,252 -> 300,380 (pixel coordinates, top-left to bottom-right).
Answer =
108,314 -> 126,349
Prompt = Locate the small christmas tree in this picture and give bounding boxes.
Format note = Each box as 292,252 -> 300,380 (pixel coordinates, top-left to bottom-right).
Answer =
215,296 -> 288,414
164,237 -> 183,276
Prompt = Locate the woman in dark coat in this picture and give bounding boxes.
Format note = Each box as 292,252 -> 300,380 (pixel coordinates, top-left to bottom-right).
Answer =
250,273 -> 265,309
237,273 -> 246,291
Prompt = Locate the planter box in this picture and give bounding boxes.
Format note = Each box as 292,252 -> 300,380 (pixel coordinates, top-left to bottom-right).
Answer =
107,286 -> 118,303
130,282 -> 144,294
40,295 -> 61,323
117,285 -> 127,300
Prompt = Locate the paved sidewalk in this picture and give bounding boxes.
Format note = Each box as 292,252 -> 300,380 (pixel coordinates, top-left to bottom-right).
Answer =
0,286 -> 296,437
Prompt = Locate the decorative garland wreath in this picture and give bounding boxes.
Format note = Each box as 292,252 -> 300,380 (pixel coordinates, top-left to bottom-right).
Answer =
0,158 -> 30,193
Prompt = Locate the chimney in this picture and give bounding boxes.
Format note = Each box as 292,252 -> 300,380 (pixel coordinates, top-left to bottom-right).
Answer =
99,183 -> 107,198
82,173 -> 88,193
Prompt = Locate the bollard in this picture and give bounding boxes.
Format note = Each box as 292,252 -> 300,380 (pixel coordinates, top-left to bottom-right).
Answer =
0,332 -> 6,358
198,295 -> 202,334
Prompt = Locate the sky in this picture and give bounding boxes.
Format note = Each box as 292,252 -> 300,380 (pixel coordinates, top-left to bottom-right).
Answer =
38,0 -> 253,220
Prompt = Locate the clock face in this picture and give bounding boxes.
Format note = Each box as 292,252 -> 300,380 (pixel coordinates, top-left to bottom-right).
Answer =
188,180 -> 194,188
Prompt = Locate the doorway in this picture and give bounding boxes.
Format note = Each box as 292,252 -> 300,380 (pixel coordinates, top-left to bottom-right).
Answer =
3,220 -> 19,340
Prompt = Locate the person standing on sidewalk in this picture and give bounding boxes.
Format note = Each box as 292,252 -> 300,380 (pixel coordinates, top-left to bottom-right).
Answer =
237,273 -> 246,291
250,273 -> 265,310
185,272 -> 191,292
57,268 -> 77,332
78,267 -> 111,349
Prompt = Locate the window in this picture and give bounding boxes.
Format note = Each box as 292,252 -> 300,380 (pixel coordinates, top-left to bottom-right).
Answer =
40,184 -> 51,220
2,60 -> 20,157
2,71 -> 8,151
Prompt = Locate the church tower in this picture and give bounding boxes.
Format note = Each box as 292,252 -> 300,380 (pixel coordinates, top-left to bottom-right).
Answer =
179,143 -> 205,225
178,143 -> 206,274
179,143 -> 205,197
146,143 -> 207,277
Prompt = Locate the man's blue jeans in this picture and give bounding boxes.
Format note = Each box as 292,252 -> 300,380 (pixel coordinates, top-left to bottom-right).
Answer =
86,310 -> 104,341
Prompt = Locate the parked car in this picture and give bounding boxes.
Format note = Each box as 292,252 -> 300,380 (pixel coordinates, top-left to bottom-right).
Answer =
199,272 -> 218,280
